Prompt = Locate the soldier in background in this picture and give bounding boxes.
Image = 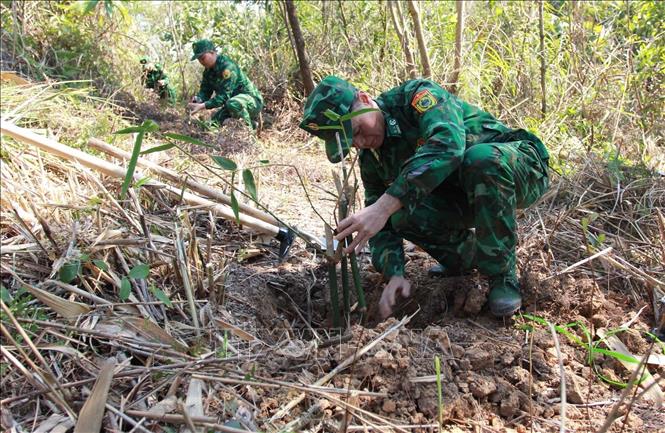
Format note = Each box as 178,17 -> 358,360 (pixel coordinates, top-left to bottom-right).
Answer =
188,39 -> 263,130
140,57 -> 176,105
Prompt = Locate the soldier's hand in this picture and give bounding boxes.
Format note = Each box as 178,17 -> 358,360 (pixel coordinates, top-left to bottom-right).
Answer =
336,193 -> 402,255
379,275 -> 411,319
188,102 -> 206,114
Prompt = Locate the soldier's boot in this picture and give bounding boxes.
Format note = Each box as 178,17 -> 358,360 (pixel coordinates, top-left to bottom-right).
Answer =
428,264 -> 466,278
487,273 -> 521,317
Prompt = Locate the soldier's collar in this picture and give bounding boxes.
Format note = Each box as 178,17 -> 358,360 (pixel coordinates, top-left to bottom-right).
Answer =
376,98 -> 401,138
384,114 -> 402,138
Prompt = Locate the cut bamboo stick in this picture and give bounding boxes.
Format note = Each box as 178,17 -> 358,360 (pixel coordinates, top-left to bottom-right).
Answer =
1,122 -> 279,236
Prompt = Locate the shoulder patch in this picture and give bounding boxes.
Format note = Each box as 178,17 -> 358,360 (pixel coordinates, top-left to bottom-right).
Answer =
411,89 -> 437,114
222,69 -> 232,80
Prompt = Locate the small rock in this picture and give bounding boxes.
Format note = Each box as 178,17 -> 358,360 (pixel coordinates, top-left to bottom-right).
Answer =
591,313 -> 608,328
499,391 -> 520,417
463,283 -> 488,314
451,344 -> 465,358
465,345 -> 494,369
546,346 -> 569,364
565,371 -> 586,404
382,399 -> 397,413
469,375 -> 497,398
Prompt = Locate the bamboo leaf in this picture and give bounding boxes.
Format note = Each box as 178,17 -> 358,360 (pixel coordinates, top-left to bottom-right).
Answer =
149,284 -> 172,308
140,143 -> 174,154
163,132 -> 208,146
124,317 -> 187,352
323,109 -> 340,121
0,285 -> 11,303
242,169 -> 257,201
59,260 -> 80,283
141,119 -> 160,133
81,0 -> 100,15
339,107 -> 379,121
128,263 -> 149,279
92,259 -> 108,271
113,126 -> 144,134
120,131 -> 144,199
230,191 -> 240,223
23,284 -> 90,320
134,176 -> 151,188
119,277 -> 131,300
312,124 -> 342,131
211,155 -> 237,170
74,357 -> 115,433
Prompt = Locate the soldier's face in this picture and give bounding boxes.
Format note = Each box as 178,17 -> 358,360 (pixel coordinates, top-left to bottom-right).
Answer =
198,52 -> 216,69
350,92 -> 385,150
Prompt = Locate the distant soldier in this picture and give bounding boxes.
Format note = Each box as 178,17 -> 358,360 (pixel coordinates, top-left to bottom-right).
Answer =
188,39 -> 263,130
139,57 -> 176,105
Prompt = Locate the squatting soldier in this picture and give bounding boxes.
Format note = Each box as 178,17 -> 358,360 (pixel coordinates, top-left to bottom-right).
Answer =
300,76 -> 550,319
188,39 -> 263,130
139,57 -> 176,105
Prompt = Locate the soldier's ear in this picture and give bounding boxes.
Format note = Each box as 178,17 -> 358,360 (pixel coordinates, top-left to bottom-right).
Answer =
355,91 -> 374,107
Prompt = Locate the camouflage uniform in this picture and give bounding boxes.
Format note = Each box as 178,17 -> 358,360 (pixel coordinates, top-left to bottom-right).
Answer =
300,77 -> 549,315
141,61 -> 176,104
194,52 -> 263,129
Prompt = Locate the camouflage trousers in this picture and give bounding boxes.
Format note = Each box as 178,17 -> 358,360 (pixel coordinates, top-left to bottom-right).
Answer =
211,94 -> 262,129
388,140 -> 549,278
157,85 -> 176,105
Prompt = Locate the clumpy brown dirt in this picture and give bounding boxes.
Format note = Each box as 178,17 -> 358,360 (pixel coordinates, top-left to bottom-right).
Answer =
214,229 -> 664,432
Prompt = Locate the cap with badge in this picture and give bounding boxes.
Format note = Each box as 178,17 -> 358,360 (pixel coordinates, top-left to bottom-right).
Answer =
299,76 -> 359,163
191,39 -> 215,61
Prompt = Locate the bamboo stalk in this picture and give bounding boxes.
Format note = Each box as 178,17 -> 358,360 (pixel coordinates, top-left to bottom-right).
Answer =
340,255 -> 350,325
325,225 -> 340,329
349,253 -> 366,312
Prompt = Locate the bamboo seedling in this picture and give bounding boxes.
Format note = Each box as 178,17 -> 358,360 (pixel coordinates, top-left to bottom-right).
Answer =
435,355 -> 444,428
325,224 -> 341,330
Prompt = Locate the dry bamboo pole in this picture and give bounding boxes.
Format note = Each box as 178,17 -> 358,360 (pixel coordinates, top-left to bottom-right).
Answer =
87,137 -> 278,226
407,0 -> 431,78
0,122 -> 279,236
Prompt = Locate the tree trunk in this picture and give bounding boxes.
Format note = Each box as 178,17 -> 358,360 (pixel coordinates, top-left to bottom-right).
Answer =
539,0 -> 547,117
449,0 -> 465,94
388,1 -> 417,79
168,2 -> 187,100
284,0 -> 315,95
407,0 -> 431,78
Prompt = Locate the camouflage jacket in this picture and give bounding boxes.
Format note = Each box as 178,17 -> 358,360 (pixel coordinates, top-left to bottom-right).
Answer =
143,67 -> 168,90
195,54 -> 263,109
362,79 -> 549,277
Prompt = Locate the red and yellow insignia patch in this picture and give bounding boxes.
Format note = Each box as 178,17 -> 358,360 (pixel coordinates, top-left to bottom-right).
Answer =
222,69 -> 232,80
416,138 -> 426,147
411,89 -> 437,114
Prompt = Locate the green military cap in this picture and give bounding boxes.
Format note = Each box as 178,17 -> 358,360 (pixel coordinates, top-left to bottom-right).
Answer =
299,76 -> 357,163
191,39 -> 215,60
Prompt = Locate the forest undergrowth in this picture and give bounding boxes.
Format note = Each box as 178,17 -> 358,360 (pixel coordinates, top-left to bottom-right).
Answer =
1,1 -> 664,432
